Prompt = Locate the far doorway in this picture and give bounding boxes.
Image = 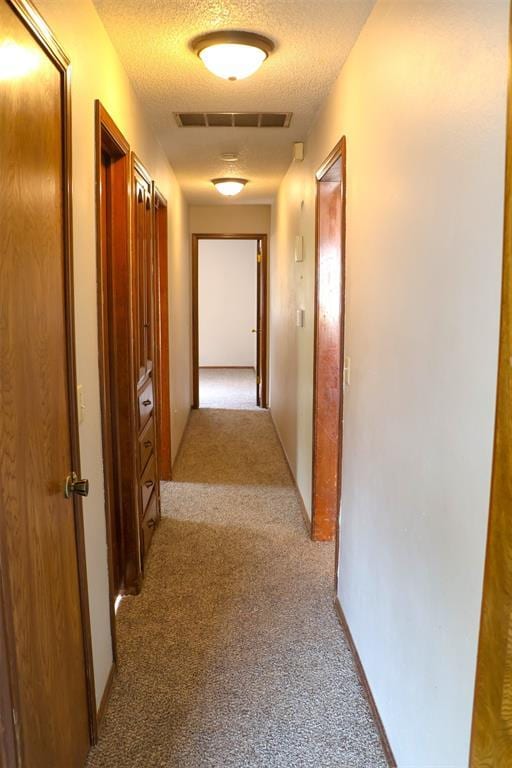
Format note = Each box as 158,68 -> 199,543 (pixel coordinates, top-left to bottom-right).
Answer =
192,235 -> 268,409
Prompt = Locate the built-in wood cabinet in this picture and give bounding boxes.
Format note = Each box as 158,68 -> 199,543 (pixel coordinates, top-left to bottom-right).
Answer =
97,105 -> 168,613
132,155 -> 161,575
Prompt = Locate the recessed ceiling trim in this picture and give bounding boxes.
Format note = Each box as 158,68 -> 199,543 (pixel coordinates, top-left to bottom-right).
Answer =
174,112 -> 292,128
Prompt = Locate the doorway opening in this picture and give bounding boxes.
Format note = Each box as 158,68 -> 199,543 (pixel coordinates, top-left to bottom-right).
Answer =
192,234 -> 268,409
311,138 -> 346,554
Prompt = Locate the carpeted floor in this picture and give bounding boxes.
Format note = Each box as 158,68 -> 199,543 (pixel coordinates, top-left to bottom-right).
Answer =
86,376 -> 387,767
199,367 -> 258,410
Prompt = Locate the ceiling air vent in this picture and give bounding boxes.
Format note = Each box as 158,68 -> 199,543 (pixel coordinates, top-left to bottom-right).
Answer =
174,112 -> 292,128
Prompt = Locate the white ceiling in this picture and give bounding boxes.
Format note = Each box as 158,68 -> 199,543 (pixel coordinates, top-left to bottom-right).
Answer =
93,0 -> 375,204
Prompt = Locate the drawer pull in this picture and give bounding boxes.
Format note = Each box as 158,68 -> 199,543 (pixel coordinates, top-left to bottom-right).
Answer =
147,519 -> 156,529
143,440 -> 152,448
142,399 -> 152,407
144,480 -> 154,488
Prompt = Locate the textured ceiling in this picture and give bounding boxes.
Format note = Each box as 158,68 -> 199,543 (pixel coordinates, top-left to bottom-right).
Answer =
93,0 -> 375,204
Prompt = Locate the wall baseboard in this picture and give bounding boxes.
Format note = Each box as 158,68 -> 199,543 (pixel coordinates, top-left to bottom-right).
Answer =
269,409 -> 395,764
334,598 -> 397,767
269,409 -> 311,536
96,662 -> 116,738
199,365 -> 254,369
171,407 -> 192,472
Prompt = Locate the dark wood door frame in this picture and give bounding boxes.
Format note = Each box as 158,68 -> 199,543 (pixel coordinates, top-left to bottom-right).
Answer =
95,100 -> 138,661
191,233 -> 268,409
153,186 -> 172,479
311,138 -> 347,564
0,0 -> 97,759
256,237 -> 267,408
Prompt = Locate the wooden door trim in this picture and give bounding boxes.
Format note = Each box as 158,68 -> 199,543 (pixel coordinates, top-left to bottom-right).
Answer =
132,153 -> 152,186
311,138 -> 346,568
191,233 -> 268,409
94,101 -> 133,665
131,153 -> 153,391
153,186 -> 172,479
469,11 -> 512,763
0,0 -> 97,754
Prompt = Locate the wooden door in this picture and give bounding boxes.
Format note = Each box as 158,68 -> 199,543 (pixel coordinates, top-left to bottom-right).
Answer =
311,139 -> 346,543
0,1 -> 92,765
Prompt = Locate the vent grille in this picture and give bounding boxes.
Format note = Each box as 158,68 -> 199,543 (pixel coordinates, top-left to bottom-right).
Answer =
175,112 -> 292,128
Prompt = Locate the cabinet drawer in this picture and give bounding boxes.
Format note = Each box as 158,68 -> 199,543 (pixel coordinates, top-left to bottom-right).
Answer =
141,493 -> 158,561
138,377 -> 154,430
138,417 -> 155,473
140,455 -> 156,514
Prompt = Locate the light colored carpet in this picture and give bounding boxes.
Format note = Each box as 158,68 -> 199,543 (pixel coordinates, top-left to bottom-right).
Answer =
86,404 -> 387,767
199,367 -> 258,410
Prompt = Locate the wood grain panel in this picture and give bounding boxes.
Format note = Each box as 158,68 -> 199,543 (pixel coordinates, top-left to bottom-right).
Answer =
141,493 -> 158,562
132,156 -> 154,386
470,17 -> 512,766
132,154 -> 161,570
139,417 -> 156,474
311,139 -> 346,545
96,102 -> 142,605
0,582 -> 16,767
0,1 -> 90,764
153,188 -> 172,479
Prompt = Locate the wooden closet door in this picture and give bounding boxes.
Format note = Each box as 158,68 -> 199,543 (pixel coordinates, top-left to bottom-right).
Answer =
133,161 -> 154,385
134,176 -> 148,383
0,2 -> 91,765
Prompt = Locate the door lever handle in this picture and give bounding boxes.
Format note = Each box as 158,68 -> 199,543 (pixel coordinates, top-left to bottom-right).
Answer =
64,472 -> 90,499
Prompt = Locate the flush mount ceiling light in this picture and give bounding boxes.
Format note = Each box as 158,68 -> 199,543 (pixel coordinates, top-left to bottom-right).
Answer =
212,177 -> 248,196
192,31 -> 274,81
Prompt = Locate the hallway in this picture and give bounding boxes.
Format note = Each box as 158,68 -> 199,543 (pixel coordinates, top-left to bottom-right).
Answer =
86,373 -> 386,767
2,1 -> 510,765
199,367 -> 258,409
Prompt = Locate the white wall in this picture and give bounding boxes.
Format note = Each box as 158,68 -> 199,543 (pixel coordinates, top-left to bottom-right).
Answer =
270,1 -> 508,765
190,205 -> 271,236
35,0 -> 191,707
199,240 -> 257,368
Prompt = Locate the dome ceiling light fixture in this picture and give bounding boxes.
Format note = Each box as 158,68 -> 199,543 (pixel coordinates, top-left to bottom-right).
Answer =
191,31 -> 274,81
212,177 -> 248,197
